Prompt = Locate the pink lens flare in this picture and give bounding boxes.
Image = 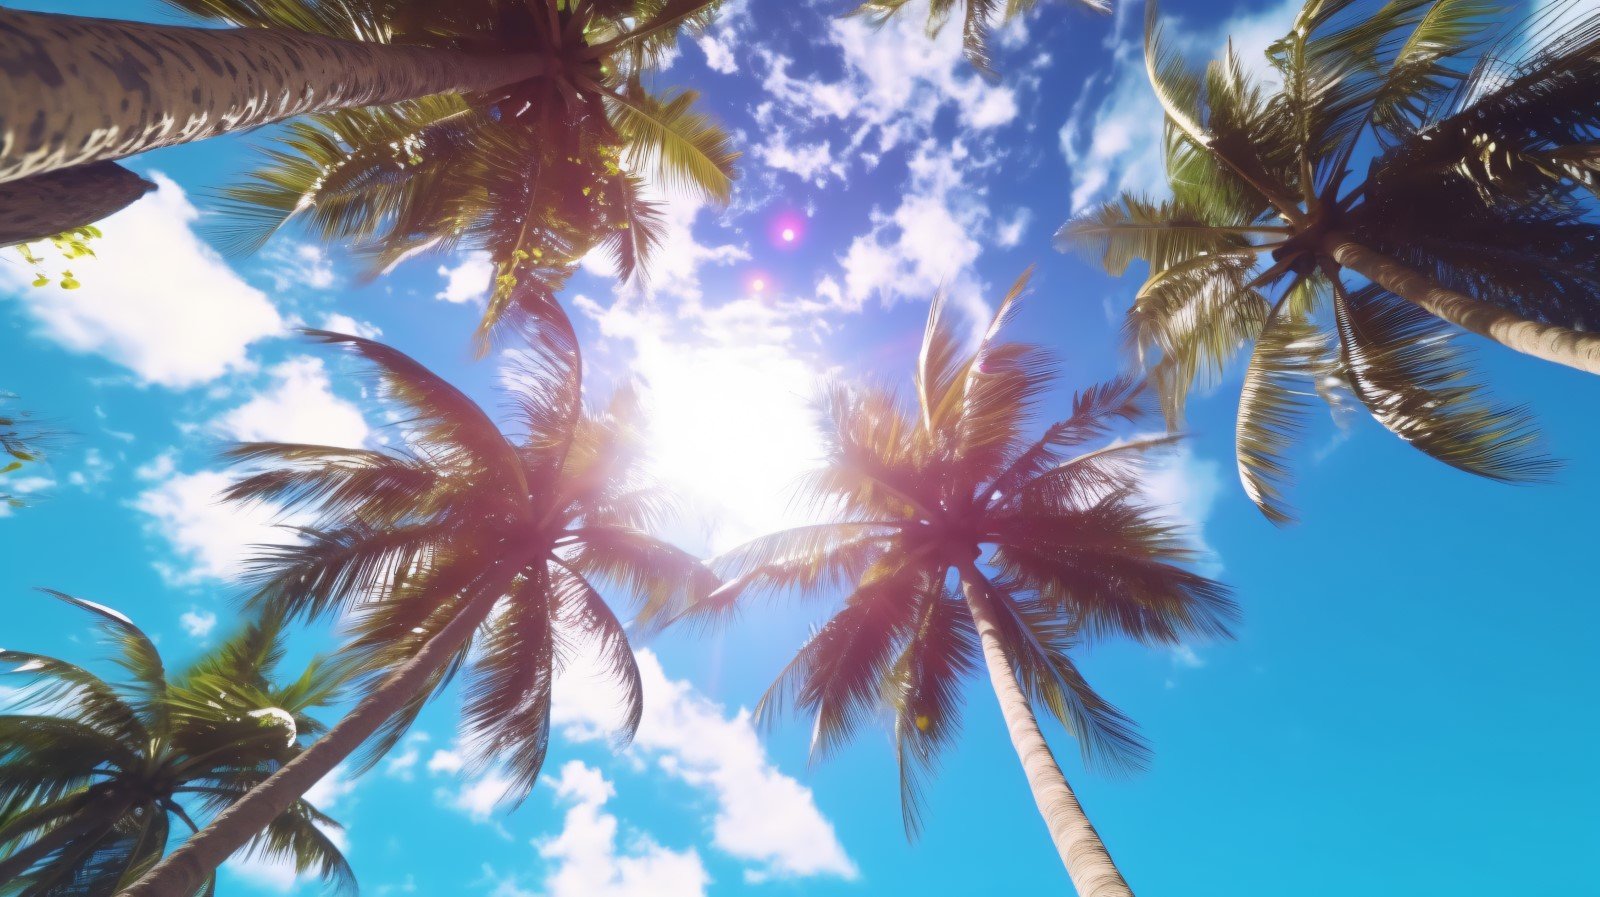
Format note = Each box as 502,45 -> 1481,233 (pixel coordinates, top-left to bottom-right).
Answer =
769,214 -> 806,248
743,269 -> 776,296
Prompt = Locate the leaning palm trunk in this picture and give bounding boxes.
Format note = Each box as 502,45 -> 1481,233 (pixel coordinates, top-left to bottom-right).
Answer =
958,564 -> 1135,897
1324,233 -> 1600,376
0,162 -> 154,247
0,9 -> 548,186
118,582 -> 506,897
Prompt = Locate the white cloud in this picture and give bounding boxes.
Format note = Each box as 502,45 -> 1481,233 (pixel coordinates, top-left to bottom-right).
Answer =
837,140 -> 993,322
385,733 -> 431,781
319,312 -> 382,339
1172,643 -> 1205,669
754,132 -> 842,186
1059,0 -> 1299,213
531,761 -> 710,897
996,207 -> 1033,249
263,242 -> 337,292
442,770 -> 518,823
693,0 -> 750,74
66,448 -> 112,490
179,608 -> 217,640
215,356 -> 369,448
1141,445 -> 1224,575
135,450 -> 178,482
134,469 -> 292,584
0,173 -> 284,387
427,747 -> 466,775
755,0 -> 1019,177
436,251 -> 494,304
554,650 -> 856,882
305,764 -> 359,811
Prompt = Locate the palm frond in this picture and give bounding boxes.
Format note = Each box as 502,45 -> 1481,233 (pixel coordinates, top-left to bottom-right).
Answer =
1235,289 -> 1332,524
604,80 -> 739,204
1331,281 -> 1555,481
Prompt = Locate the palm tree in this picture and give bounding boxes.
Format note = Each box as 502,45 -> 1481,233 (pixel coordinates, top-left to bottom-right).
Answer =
206,0 -> 739,351
122,330 -> 714,897
849,0 -> 1110,73
687,272 -> 1235,897
1060,0 -> 1587,521
0,0 -> 735,250
0,590 -> 351,896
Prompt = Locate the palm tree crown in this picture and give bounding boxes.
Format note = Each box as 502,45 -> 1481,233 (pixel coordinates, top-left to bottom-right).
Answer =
0,592 -> 350,896
691,271 -> 1235,834
175,0 -> 741,350
1061,0 -> 1589,521
224,331 -> 715,804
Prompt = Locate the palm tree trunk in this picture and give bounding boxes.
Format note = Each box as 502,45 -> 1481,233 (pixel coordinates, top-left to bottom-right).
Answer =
0,9 -> 548,185
957,564 -> 1134,897
1323,232 -> 1600,376
0,161 -> 153,247
117,580 -> 508,897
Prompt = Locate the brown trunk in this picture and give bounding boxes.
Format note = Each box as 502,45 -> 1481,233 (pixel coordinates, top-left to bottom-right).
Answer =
957,563 -> 1135,897
117,580 -> 508,897
0,9 -> 547,185
1324,232 -> 1600,376
0,161 -> 153,247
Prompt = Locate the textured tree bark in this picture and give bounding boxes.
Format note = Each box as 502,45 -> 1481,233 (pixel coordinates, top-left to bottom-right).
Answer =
958,564 -> 1135,897
1324,232 -> 1600,376
0,161 -> 154,247
118,580 -> 509,897
0,9 -> 547,184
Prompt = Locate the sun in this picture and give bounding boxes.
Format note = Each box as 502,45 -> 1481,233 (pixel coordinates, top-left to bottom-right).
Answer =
634,332 -> 825,552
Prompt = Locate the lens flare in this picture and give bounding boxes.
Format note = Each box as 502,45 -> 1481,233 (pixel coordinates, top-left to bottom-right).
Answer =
770,214 -> 805,248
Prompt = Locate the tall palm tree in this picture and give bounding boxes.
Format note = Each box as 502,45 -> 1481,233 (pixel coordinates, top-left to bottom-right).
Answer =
687,272 -> 1235,897
849,0 -> 1110,73
122,330 -> 714,897
0,590 -> 351,896
1060,0 -> 1587,521
0,0 -> 735,249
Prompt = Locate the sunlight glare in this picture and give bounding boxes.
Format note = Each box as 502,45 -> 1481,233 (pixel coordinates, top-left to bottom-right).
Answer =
639,338 -> 825,553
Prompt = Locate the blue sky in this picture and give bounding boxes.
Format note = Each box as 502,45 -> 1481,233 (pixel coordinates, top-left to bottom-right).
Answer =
3,0 -> 1599,895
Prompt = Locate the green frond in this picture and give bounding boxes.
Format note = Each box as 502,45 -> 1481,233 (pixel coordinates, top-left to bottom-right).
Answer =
1235,290 -> 1332,524
553,564 -> 644,746
605,81 -> 740,205
33,591 -> 165,724
460,574 -> 556,807
1058,195 -> 1270,275
1332,282 -> 1556,481
887,586 -> 977,839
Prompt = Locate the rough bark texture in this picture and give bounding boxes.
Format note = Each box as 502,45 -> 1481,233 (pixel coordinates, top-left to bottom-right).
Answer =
1326,233 -> 1600,376
959,566 -> 1135,897
0,9 -> 546,184
118,581 -> 507,897
0,161 -> 154,246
